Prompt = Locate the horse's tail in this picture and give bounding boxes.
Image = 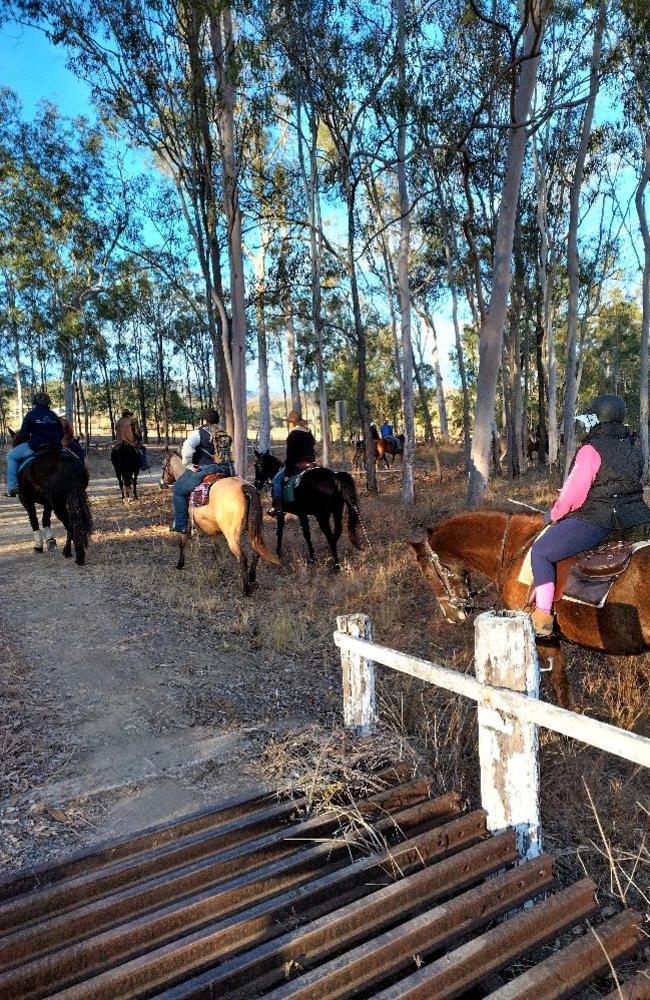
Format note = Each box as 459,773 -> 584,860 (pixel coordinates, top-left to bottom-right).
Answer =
334,472 -> 363,549
61,457 -> 93,551
242,483 -> 280,565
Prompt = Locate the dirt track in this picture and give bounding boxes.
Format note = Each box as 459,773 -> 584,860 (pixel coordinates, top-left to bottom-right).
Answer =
0,469 -> 341,873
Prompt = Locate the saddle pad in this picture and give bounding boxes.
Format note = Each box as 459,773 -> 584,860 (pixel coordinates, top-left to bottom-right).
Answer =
190,483 -> 212,507
283,464 -> 319,503
517,525 -> 550,586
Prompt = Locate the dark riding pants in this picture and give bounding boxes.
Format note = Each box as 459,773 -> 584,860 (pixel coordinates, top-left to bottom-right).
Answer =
531,517 -> 608,586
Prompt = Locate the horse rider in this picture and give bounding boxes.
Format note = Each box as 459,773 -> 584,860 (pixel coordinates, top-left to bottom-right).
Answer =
4,391 -> 64,497
380,419 -> 402,451
56,409 -> 85,464
115,409 -> 148,471
170,408 -> 234,533
530,393 -> 650,637
268,409 -> 317,517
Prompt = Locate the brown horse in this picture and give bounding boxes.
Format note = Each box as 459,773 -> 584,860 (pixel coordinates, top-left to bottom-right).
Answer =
161,451 -> 279,594
354,435 -> 405,470
409,509 -> 650,707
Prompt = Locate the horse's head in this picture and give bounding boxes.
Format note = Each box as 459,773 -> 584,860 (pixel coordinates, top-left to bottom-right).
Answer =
161,448 -> 181,488
253,449 -> 279,490
407,538 -> 470,624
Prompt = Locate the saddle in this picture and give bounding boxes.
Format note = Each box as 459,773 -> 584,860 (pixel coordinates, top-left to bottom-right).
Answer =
561,540 -> 650,608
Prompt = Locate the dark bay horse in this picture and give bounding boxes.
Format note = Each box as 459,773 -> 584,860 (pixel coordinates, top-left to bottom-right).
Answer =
409,509 -> 650,707
111,442 -> 141,501
14,447 -> 93,565
254,450 -> 363,569
161,451 -> 279,594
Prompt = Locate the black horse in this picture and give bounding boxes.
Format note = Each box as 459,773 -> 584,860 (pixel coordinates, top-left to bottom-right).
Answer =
16,448 -> 93,565
111,442 -> 141,501
253,450 -> 363,569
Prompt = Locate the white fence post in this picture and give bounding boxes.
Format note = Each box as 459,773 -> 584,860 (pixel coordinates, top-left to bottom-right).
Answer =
336,614 -> 376,736
474,610 -> 541,860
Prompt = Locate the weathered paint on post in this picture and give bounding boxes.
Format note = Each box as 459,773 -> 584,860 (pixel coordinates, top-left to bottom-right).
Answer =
336,613 -> 377,735
474,610 -> 541,860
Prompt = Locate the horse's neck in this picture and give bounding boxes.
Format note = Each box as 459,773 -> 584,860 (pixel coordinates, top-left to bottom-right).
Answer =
430,512 -> 510,581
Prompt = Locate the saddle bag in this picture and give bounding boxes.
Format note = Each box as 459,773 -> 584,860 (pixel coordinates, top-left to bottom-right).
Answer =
562,541 -> 637,607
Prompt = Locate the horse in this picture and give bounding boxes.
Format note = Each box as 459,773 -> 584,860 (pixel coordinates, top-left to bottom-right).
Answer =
253,450 -> 363,570
161,450 -> 279,594
10,441 -> 93,566
111,442 -> 141,502
354,435 -> 405,470
408,509 -> 650,708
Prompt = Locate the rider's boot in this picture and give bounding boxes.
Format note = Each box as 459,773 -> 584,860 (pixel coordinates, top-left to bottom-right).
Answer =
267,497 -> 284,518
4,488 -> 18,497
531,608 -> 554,638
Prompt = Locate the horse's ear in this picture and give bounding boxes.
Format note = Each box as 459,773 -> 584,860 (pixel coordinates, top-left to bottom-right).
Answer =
254,448 -> 260,457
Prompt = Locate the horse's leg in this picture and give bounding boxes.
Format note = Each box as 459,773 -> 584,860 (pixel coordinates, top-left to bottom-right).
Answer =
298,513 -> 316,564
276,513 -> 285,558
249,550 -> 260,586
42,505 -> 56,550
537,640 -> 573,709
316,513 -> 340,571
133,471 -> 139,500
117,471 -> 124,500
22,499 -> 43,552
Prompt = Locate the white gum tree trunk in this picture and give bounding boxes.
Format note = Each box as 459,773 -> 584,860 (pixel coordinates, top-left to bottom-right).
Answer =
562,0 -> 607,474
467,0 -> 552,505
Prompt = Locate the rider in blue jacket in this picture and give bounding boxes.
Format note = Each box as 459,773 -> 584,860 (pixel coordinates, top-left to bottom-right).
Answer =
5,392 -> 63,496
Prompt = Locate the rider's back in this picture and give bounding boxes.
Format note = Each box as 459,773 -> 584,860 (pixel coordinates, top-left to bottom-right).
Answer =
16,404 -> 64,451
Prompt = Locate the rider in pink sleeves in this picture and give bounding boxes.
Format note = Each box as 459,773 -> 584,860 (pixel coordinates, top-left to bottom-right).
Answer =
530,394 -> 650,637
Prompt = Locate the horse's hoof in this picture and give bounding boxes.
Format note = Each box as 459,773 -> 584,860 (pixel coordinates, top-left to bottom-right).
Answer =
47,538 -> 57,551
33,546 -> 43,554
63,550 -> 72,559
307,556 -> 316,565
331,563 -> 341,574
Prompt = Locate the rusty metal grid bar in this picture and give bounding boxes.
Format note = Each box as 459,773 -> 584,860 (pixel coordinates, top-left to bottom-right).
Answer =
370,880 -> 600,1000
0,762 -> 414,906
0,779 -> 448,940
0,791 -> 460,982
0,788 -> 278,903
483,910 -> 645,1000
0,809 -> 488,999
0,798 -> 470,999
249,857 -> 559,1000
43,820 -> 511,1000
603,967 -> 650,1000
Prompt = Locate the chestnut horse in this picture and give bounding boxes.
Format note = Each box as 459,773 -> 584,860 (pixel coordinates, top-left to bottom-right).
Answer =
409,509 -> 650,707
161,451 -> 279,594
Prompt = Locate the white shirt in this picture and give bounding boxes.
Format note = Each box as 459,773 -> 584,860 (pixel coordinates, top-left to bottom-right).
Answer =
181,429 -> 202,467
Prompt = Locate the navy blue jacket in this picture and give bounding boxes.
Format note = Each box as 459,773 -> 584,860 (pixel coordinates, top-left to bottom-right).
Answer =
14,405 -> 64,450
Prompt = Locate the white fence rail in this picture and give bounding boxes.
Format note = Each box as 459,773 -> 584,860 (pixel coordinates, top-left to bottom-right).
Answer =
334,610 -> 650,860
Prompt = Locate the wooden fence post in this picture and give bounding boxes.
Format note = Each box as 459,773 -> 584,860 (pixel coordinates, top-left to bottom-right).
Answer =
474,610 -> 541,860
336,614 -> 377,736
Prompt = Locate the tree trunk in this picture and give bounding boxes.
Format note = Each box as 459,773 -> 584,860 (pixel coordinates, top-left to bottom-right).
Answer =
208,5 -> 248,476
563,0 -> 607,473
636,127 -> 650,481
439,195 -> 471,468
13,320 -> 23,425
467,0 -> 551,505
396,0 -> 415,503
254,245 -> 272,452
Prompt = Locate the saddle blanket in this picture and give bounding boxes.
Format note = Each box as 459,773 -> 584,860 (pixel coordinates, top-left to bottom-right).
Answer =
189,473 -> 227,508
283,464 -> 319,503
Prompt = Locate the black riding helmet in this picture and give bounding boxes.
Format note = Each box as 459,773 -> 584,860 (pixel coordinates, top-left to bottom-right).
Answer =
585,394 -> 626,425
199,408 -> 219,425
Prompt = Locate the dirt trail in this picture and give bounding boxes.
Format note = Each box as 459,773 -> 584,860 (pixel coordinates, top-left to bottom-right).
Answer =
0,473 -> 321,872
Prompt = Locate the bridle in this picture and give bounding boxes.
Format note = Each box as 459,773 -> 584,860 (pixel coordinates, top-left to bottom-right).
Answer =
426,513 -> 515,618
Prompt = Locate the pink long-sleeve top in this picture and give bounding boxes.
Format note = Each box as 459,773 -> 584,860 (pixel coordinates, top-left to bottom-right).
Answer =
550,444 -> 602,521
